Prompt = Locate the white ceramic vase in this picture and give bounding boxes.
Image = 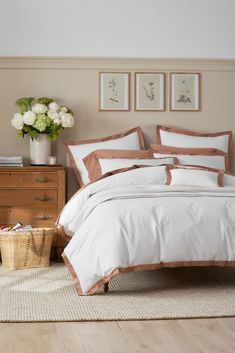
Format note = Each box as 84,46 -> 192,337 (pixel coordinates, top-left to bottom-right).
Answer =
30,134 -> 51,165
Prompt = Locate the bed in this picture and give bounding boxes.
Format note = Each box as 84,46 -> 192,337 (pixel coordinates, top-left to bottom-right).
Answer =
57,125 -> 235,295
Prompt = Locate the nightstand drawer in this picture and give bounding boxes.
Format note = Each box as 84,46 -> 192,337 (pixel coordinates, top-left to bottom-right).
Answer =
0,190 -> 57,206
0,172 -> 58,188
0,207 -> 58,225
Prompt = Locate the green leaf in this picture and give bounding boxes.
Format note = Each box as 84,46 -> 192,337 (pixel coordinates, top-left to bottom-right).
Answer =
67,108 -> 74,115
23,124 -> 31,133
15,97 -> 35,111
19,107 -> 27,115
29,130 -> 38,139
38,97 -> 54,106
17,130 -> 24,137
48,123 -> 63,140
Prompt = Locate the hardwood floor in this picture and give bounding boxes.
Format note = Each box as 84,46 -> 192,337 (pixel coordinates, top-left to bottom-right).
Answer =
0,318 -> 235,353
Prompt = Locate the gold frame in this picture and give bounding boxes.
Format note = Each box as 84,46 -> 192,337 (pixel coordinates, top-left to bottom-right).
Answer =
134,72 -> 165,111
170,72 -> 201,111
99,72 -> 130,111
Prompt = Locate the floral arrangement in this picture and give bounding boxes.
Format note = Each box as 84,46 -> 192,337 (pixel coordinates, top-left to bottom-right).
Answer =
11,97 -> 75,140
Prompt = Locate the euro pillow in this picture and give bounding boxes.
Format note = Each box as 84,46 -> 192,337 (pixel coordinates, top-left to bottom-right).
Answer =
151,144 -> 230,171
64,127 -> 145,186
156,125 -> 232,170
83,149 -> 177,181
166,165 -> 224,187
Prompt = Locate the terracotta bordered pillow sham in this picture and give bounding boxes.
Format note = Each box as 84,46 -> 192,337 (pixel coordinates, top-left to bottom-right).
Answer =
83,149 -> 178,181
64,127 -> 145,186
156,125 -> 233,170
150,144 -> 230,172
165,165 -> 224,187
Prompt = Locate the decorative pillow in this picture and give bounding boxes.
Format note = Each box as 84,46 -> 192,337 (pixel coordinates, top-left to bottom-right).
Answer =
166,165 -> 224,187
156,125 -> 233,170
83,149 -> 177,181
64,127 -> 145,186
91,165 -> 168,187
150,144 -> 230,171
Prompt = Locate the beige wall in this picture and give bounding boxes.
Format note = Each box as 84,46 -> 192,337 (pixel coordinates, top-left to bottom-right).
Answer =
0,58 -> 235,198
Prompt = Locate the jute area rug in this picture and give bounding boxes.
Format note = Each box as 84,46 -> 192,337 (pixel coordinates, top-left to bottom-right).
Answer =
0,263 -> 235,322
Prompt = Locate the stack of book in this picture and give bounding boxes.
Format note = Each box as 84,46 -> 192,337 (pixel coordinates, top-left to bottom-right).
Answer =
0,222 -> 33,232
0,156 -> 23,167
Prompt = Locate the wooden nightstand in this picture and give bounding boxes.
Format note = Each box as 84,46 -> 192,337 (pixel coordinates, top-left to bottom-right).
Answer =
0,166 -> 66,260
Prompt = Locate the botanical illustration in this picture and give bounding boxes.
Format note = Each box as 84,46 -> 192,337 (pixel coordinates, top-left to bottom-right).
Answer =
176,78 -> 192,104
108,77 -> 119,104
135,73 -> 164,111
100,73 -> 129,110
143,82 -> 155,102
171,73 -> 199,111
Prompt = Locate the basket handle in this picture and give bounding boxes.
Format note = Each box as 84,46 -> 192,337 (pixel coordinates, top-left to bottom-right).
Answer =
30,230 -> 46,254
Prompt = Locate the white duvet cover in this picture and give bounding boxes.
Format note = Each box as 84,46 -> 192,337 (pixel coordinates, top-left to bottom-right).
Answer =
57,166 -> 235,295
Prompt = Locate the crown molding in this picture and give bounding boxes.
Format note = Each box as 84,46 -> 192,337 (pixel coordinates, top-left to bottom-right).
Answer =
0,57 -> 235,71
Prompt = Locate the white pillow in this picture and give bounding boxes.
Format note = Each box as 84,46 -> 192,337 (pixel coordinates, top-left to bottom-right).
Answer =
101,165 -> 168,188
154,152 -> 226,170
65,128 -> 144,185
157,126 -> 231,153
99,157 -> 176,175
167,168 -> 223,187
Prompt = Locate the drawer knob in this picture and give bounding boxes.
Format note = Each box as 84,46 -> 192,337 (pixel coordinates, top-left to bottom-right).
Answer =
36,194 -> 51,202
36,176 -> 49,183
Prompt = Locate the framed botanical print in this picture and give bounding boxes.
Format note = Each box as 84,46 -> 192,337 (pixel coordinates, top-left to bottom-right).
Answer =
135,72 -> 165,111
99,72 -> 130,111
170,73 -> 200,111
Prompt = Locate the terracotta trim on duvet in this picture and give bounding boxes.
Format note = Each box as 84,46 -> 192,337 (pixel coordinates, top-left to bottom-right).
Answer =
150,144 -> 230,172
156,125 -> 233,170
62,253 -> 235,296
56,224 -> 71,241
165,164 -> 224,187
62,253 -> 83,295
64,127 -> 145,187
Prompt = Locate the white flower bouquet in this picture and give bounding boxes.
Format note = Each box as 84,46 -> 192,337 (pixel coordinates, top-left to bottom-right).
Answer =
11,97 -> 75,139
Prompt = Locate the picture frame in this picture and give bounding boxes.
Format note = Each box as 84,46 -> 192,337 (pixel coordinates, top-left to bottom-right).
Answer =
135,72 -> 165,111
99,72 -> 130,111
170,73 -> 200,111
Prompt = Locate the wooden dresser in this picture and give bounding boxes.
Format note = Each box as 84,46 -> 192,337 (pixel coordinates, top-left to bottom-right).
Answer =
0,166 -> 66,260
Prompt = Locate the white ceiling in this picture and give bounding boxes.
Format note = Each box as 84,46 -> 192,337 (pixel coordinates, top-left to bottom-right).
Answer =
0,0 -> 234,58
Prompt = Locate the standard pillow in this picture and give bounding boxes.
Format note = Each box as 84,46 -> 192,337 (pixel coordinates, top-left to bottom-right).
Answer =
166,165 -> 224,187
156,125 -> 233,170
64,127 -> 145,186
83,149 -> 177,181
151,144 -> 230,171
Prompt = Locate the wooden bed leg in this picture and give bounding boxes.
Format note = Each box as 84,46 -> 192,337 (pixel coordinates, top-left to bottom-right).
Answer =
104,282 -> 109,293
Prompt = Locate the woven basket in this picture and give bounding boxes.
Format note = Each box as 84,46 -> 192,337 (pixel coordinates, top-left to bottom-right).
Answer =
0,228 -> 54,270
